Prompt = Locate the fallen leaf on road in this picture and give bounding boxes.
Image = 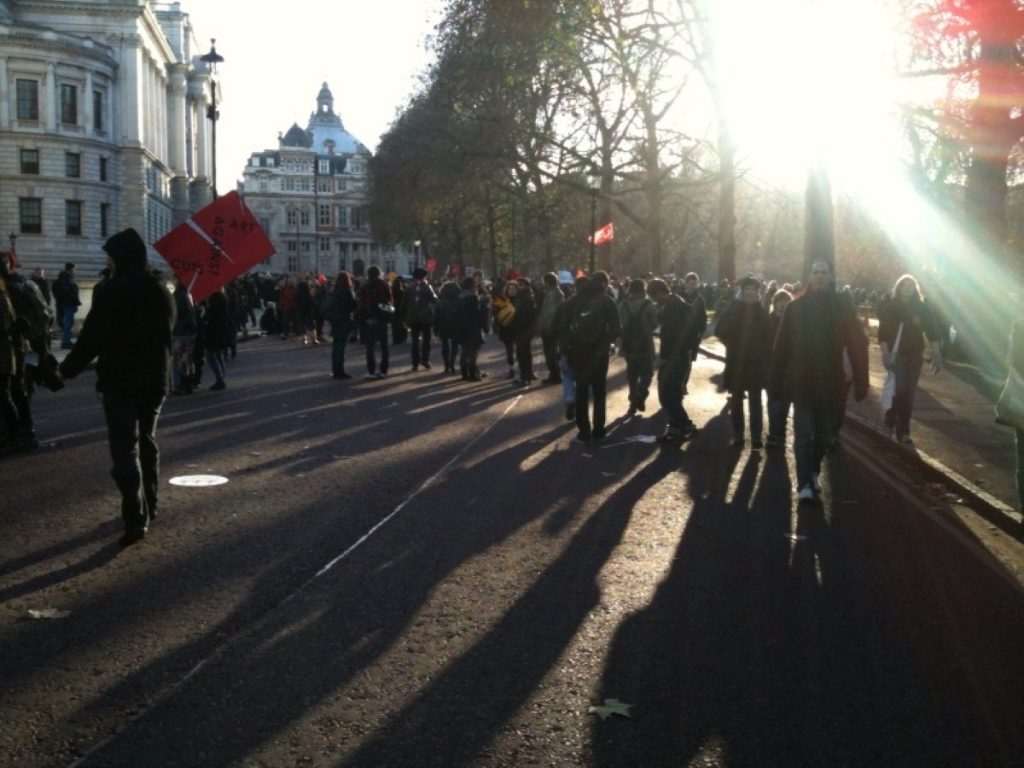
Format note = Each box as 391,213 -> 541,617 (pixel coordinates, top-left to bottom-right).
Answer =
582,453 -> 594,459
249,452 -> 262,457
601,472 -> 616,477
785,534 -> 807,542
589,698 -> 633,720
27,608 -> 71,620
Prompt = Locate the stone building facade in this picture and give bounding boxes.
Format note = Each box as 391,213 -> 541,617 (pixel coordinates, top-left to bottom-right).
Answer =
0,0 -> 217,276
241,83 -> 414,277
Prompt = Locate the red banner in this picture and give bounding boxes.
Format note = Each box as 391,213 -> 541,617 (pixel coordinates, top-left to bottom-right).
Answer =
425,258 -> 437,273
589,221 -> 614,245
154,192 -> 275,303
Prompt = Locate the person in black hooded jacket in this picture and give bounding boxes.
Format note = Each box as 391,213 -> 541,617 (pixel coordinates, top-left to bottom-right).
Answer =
59,228 -> 174,546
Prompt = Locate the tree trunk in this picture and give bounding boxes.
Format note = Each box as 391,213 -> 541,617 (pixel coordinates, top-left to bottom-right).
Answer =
803,164 -> 835,282
717,123 -> 737,283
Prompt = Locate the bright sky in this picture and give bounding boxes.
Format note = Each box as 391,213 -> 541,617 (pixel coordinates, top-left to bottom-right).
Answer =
193,1 -> 444,190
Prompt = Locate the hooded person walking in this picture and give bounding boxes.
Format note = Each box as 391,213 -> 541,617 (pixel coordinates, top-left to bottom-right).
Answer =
59,229 -> 175,546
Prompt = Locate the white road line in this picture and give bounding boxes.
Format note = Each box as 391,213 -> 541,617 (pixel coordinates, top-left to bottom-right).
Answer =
310,395 -> 523,580
68,394 -> 523,768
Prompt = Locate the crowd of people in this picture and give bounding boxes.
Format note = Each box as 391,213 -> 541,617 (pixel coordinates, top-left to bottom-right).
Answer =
0,230 -> 958,544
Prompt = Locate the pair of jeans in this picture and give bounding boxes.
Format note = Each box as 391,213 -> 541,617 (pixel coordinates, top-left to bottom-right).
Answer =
440,334 -> 460,371
657,355 -> 693,432
410,326 -> 432,367
625,355 -> 653,407
793,403 -> 838,490
103,394 -> 163,533
575,352 -> 610,438
559,355 -> 576,404
61,307 -> 76,345
365,321 -> 389,374
331,331 -> 349,376
730,387 -> 764,441
892,353 -> 924,437
206,347 -> 227,383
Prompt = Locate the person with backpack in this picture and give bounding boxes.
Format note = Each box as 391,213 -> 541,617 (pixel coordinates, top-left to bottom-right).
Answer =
52,262 -> 81,349
405,267 -> 437,371
536,272 -> 564,384
649,278 -> 699,444
618,278 -> 658,416
565,271 -> 620,442
356,265 -> 394,379
0,251 -> 53,452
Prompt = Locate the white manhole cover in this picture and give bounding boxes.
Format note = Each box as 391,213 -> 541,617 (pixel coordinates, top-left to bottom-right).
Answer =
169,475 -> 229,487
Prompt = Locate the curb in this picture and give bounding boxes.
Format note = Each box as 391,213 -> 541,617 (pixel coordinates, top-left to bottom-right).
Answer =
696,345 -> 1023,537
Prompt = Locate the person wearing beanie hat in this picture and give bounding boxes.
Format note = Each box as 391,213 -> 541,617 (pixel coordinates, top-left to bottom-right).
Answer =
59,228 -> 174,546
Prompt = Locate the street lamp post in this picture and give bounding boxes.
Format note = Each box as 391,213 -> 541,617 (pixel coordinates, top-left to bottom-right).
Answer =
200,39 -> 224,199
586,172 -> 601,274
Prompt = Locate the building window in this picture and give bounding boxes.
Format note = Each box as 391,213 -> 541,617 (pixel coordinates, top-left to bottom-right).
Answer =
93,90 -> 104,131
300,209 -> 311,226
287,254 -> 300,273
336,180 -> 347,192
318,179 -> 331,193
259,181 -> 268,192
337,206 -> 349,227
259,218 -> 270,233
267,158 -> 276,167
66,200 -> 83,236
318,159 -> 330,175
352,207 -> 365,229
286,208 -> 297,227
384,259 -> 396,274
285,178 -> 295,191
60,84 -> 78,125
19,198 -> 42,234
99,157 -> 108,181
287,240 -> 297,252
19,149 -> 40,175
318,204 -> 331,227
319,238 -> 331,251
301,241 -> 311,252
65,152 -> 81,178
16,80 -> 39,120
100,203 -> 110,237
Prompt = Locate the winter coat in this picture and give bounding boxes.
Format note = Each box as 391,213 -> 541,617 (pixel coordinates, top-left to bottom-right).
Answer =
767,288 -> 868,408
324,288 -> 356,334
203,291 -> 236,350
658,294 -> 696,360
435,281 -> 461,337
715,299 -> 773,392
877,296 -> 939,360
0,282 -> 16,376
454,289 -> 487,346
617,295 -> 658,360
536,286 -> 564,337
356,277 -> 394,323
52,271 -> 80,312
508,289 -> 537,341
59,228 -> 174,398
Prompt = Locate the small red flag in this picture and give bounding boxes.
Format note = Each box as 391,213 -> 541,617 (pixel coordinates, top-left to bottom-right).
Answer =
425,258 -> 437,273
589,222 -> 614,245
155,192 -> 275,303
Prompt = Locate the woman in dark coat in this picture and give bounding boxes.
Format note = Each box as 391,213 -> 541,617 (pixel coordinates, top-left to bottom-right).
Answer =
325,272 -> 357,379
716,275 -> 773,447
877,274 -> 942,444
454,277 -> 487,380
203,288 -> 235,390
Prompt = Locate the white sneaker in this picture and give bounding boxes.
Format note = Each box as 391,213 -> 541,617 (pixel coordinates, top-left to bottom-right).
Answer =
797,485 -> 815,502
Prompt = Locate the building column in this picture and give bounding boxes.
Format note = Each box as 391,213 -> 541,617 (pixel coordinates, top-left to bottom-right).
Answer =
0,58 -> 9,129
167,65 -> 189,222
84,70 -> 94,136
45,61 -> 57,131
119,39 -> 143,145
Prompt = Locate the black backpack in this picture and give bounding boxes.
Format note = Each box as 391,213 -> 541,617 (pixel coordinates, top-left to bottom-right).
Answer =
7,273 -> 51,345
569,297 -> 607,348
407,283 -> 434,327
620,299 -> 652,354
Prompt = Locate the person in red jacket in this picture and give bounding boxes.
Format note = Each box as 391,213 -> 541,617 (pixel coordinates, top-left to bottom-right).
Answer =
356,266 -> 394,379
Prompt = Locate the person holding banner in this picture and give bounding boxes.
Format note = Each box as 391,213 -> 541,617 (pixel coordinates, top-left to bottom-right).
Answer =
58,229 -> 175,546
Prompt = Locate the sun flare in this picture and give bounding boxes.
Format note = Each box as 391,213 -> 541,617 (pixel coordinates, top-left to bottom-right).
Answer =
712,0 -> 904,190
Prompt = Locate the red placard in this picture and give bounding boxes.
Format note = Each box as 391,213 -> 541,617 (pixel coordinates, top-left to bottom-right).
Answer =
155,192 -> 275,302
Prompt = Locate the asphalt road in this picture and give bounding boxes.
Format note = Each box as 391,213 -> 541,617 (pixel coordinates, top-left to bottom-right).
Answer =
2,336 -> 1022,767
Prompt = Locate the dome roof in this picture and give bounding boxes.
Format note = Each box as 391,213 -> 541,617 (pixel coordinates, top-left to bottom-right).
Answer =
279,82 -> 368,156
